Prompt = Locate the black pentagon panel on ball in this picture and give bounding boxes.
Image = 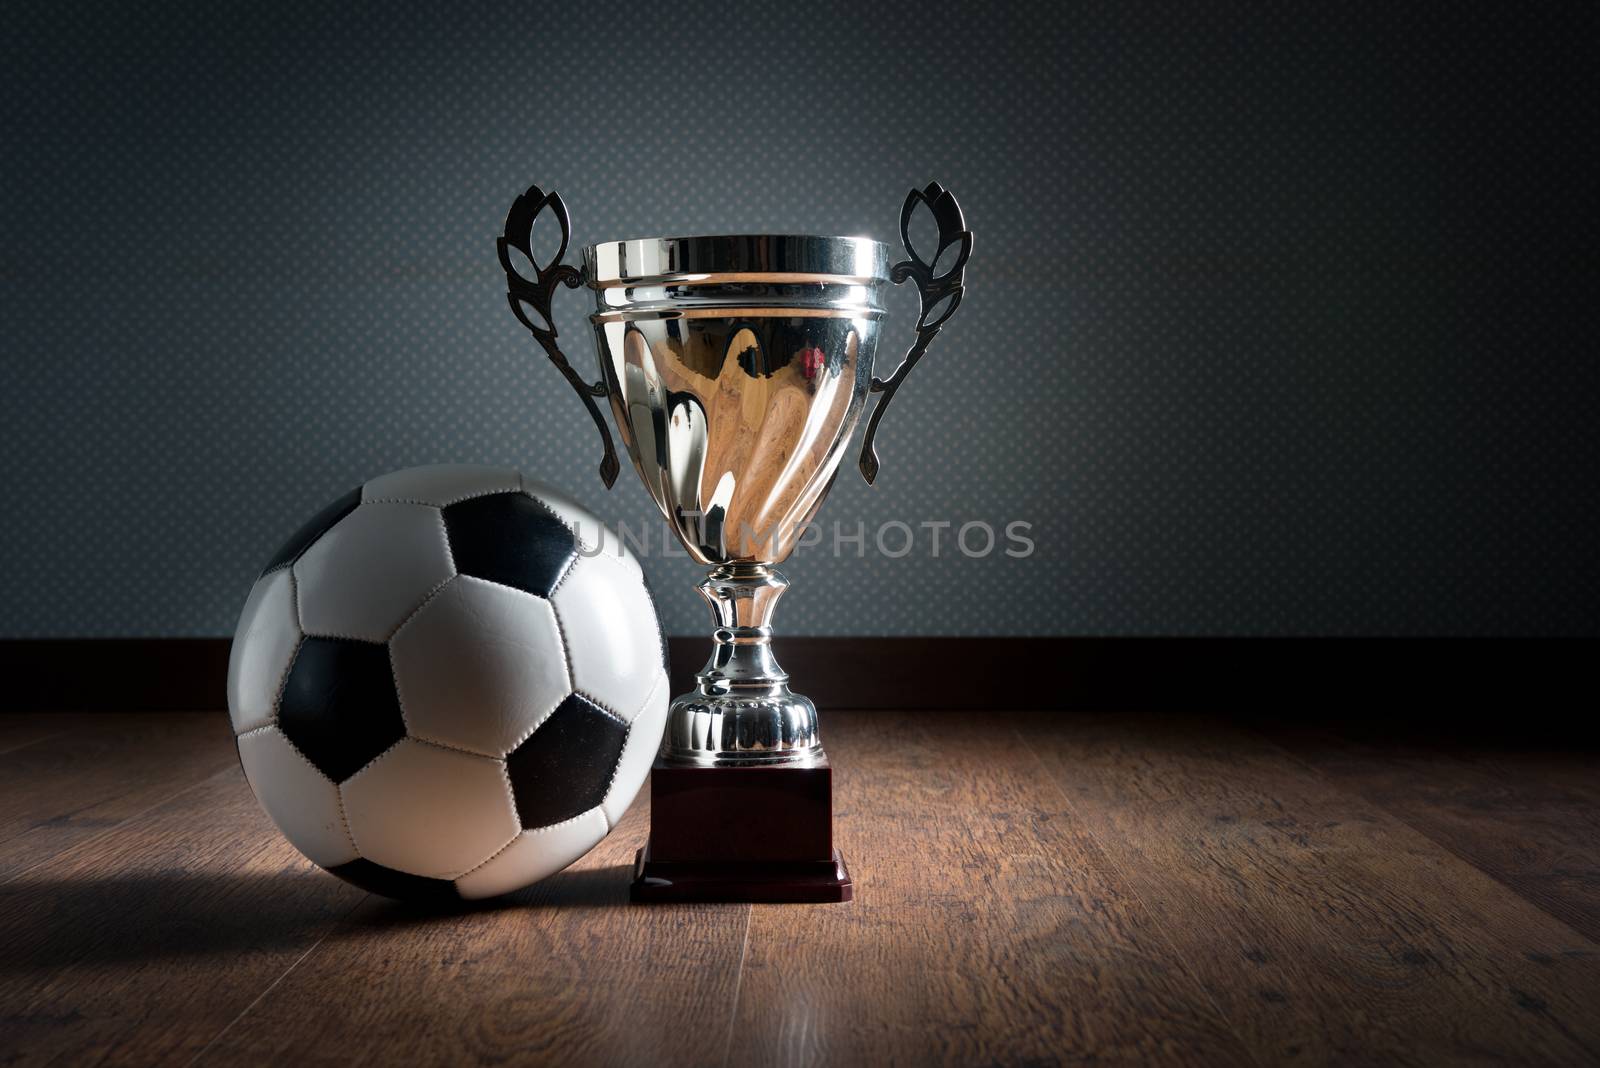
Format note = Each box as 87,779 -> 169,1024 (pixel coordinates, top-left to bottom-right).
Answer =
260,486 -> 362,577
442,491 -> 577,598
278,637 -> 406,782
505,693 -> 629,828
326,858 -> 461,902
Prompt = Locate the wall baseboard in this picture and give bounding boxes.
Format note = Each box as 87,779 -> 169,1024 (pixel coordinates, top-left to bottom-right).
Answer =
1,636 -> 1590,720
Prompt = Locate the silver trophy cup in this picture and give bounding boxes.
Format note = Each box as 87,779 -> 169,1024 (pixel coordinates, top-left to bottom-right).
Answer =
499,184 -> 971,770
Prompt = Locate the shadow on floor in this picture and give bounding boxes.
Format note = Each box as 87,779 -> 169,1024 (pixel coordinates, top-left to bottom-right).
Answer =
0,862 -> 636,971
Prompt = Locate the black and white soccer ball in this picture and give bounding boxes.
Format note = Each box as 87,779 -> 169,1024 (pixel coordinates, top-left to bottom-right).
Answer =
226,464 -> 669,900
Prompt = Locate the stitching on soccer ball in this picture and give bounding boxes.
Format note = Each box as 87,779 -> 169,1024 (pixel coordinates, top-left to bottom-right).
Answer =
548,592 -> 577,698
381,574 -> 454,644
495,756 -> 518,825
331,779 -> 360,858
364,483 -> 520,509
523,490 -> 598,554
600,721 -> 633,802
340,736 -> 403,783
261,571 -> 304,731
545,549 -> 581,598
406,732 -> 501,761
453,818 -> 523,881
598,673 -> 667,801
503,698 -> 563,757
524,806 -> 603,835
575,688 -> 627,728
239,723 -> 362,861
431,507 -> 455,576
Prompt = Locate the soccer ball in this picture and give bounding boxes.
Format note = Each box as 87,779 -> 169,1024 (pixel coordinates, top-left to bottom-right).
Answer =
226,464 -> 669,900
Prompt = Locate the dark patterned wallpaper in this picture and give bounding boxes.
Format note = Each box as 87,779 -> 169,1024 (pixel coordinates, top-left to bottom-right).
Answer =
2,3 -> 1595,637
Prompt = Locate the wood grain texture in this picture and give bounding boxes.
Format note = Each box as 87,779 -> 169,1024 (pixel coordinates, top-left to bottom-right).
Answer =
0,713 -> 237,883
726,711 -> 1254,1066
1,709 -> 1598,1067
1031,712 -> 1600,1065
1260,723 -> 1600,944
0,715 -> 67,757
194,786 -> 750,1068
0,766 -> 363,1066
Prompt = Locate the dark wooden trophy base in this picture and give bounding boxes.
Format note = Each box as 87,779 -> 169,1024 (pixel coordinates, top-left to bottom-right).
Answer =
630,758 -> 853,903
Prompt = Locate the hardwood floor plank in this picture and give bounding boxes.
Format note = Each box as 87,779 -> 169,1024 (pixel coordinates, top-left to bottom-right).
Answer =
1032,712 -> 1600,1065
725,711 -> 1255,1067
195,784 -> 749,1067
0,766 -> 365,1067
0,713 -> 238,882
6,708 -> 1596,1067
0,715 -> 68,757
1258,723 -> 1600,944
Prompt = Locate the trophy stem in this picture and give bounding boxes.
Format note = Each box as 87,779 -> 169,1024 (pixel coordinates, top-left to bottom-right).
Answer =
661,563 -> 823,767
636,560 -> 850,902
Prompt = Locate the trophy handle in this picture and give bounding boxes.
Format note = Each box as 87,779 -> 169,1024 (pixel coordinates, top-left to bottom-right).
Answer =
498,184 -> 620,488
857,182 -> 973,484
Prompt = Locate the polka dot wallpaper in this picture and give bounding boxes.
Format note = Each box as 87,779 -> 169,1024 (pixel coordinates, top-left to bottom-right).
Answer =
1,4 -> 1595,637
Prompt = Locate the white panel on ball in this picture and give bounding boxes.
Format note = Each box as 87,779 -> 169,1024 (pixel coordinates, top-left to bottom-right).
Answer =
294,502 -> 455,643
552,555 -> 662,722
522,474 -> 641,577
601,671 -> 670,827
226,568 -> 301,735
391,575 -> 572,757
340,738 -> 519,879
363,463 -> 522,507
454,806 -> 609,900
237,726 -> 358,868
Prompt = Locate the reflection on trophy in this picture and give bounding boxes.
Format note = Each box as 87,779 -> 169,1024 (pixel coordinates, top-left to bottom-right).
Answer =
500,183 -> 970,901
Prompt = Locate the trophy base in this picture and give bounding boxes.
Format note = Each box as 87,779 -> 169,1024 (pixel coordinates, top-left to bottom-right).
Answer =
628,758 -> 853,903
630,847 -> 853,904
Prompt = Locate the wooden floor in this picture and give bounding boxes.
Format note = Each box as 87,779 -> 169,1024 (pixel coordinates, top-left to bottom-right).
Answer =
1,711 -> 1598,1066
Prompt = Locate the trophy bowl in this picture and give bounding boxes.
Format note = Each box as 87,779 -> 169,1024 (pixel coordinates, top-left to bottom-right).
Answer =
499,184 -> 970,899
588,232 -> 890,768
587,233 -> 886,569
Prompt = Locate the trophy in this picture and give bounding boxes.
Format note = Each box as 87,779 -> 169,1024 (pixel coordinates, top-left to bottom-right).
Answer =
499,182 -> 970,901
